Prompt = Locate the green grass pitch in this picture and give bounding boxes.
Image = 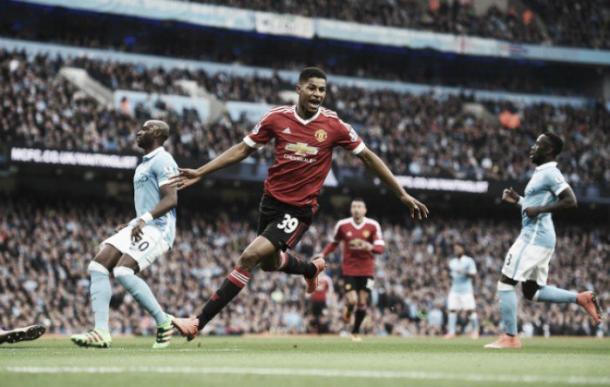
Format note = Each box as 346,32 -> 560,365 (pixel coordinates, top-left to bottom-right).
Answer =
1,336 -> 609,387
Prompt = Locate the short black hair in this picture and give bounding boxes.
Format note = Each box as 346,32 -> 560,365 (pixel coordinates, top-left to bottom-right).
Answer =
543,132 -> 564,156
299,67 -> 327,83
352,197 -> 366,204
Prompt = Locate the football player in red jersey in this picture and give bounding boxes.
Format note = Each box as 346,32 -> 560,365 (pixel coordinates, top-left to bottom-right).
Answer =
315,198 -> 384,341
308,271 -> 334,334
169,67 -> 428,339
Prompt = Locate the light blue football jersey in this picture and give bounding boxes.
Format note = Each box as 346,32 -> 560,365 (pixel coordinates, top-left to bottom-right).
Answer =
449,255 -> 477,294
518,161 -> 570,249
132,147 -> 178,247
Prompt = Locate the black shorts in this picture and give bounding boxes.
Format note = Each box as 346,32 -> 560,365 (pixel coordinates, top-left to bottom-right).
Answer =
256,194 -> 314,251
343,276 -> 374,293
310,300 -> 326,317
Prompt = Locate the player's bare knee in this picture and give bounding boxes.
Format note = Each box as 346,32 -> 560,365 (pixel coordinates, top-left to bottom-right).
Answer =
238,250 -> 264,271
93,245 -> 121,269
357,299 -> 367,308
116,255 -> 140,274
346,294 -> 357,306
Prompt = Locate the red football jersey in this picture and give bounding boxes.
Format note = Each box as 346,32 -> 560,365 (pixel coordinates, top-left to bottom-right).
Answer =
244,105 -> 365,207
332,217 -> 385,277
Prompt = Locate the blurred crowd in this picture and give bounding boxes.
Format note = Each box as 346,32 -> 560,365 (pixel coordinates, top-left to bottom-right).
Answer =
2,1 -> 605,98
3,50 -> 609,185
1,198 -> 607,338
195,0 -> 610,49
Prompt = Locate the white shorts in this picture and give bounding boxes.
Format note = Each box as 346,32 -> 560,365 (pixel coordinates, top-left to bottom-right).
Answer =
447,291 -> 476,310
101,225 -> 169,271
502,238 -> 554,285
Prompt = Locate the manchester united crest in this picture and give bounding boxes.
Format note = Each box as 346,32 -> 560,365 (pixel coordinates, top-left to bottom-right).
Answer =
314,129 -> 327,142
363,230 -> 370,238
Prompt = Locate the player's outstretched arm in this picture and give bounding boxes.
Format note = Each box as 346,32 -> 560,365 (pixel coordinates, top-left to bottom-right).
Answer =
170,142 -> 256,190
524,187 -> 577,217
132,184 -> 178,242
356,148 -> 429,219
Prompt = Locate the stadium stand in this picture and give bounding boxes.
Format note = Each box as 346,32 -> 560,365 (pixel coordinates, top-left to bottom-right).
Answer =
2,1 -> 607,97
193,0 -> 609,49
2,50 -> 608,184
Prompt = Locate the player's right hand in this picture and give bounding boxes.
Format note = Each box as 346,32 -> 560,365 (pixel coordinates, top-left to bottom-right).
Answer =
502,187 -> 520,204
168,168 -> 202,190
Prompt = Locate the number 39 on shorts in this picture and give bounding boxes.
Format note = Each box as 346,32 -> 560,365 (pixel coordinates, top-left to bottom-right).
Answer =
277,214 -> 299,233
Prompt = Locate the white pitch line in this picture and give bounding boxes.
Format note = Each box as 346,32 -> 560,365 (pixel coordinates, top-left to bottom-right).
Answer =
113,348 -> 242,353
3,366 -> 610,385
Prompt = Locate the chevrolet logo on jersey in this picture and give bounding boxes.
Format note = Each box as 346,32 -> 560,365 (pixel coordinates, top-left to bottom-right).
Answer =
285,142 -> 319,157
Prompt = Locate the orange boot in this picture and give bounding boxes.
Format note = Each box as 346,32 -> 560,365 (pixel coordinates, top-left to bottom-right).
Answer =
484,334 -> 522,349
576,291 -> 602,325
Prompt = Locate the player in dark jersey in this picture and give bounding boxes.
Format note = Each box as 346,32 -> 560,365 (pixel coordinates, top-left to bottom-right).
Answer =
169,67 -> 428,339
316,198 -> 384,341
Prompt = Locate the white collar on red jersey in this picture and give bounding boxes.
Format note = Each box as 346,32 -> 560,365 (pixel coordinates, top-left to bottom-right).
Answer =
292,105 -> 321,126
350,218 -> 367,230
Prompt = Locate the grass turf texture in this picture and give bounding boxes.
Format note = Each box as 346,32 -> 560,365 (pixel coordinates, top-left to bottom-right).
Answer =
1,336 -> 609,387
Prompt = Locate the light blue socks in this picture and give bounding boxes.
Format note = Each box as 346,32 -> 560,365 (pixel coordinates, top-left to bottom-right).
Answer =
447,312 -> 457,335
498,283 -> 518,336
114,267 -> 168,326
469,312 -> 479,334
534,286 -> 577,303
88,262 -> 112,332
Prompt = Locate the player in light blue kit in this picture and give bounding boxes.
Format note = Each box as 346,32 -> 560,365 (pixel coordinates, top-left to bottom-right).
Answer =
486,132 -> 602,349
71,120 -> 178,349
444,242 -> 478,339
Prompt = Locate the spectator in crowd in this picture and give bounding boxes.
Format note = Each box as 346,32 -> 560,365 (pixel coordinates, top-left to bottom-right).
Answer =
2,50 -> 608,186
189,0 -> 609,49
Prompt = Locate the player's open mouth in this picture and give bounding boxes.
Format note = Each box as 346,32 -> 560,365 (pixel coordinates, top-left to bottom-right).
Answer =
308,100 -> 320,109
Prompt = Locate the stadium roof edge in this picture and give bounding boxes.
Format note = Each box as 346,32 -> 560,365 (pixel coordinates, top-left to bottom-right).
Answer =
0,37 -> 591,108
15,0 -> 610,66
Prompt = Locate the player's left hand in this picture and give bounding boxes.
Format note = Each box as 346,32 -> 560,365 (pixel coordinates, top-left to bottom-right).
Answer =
131,219 -> 145,242
524,207 -> 540,218
168,168 -> 202,190
400,194 -> 429,220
